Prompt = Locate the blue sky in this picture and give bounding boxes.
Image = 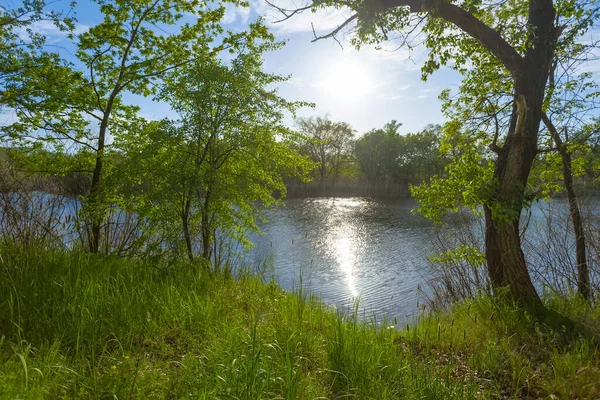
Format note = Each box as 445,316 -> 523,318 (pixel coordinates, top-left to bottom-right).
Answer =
11,0 -> 466,135
219,0 -> 464,134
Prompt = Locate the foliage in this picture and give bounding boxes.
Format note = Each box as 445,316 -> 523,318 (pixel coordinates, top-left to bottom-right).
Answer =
295,115 -> 355,185
118,46 -> 313,262
0,0 -> 273,252
355,120 -> 404,180
354,121 -> 447,184
0,0 -> 75,114
411,122 -> 494,223
396,124 -> 446,183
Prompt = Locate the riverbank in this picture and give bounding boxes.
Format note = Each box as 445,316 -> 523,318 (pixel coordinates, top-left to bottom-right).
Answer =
1,247 -> 599,399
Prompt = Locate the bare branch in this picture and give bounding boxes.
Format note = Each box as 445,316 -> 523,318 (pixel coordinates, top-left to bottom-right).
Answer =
265,0 -> 315,23
311,14 -> 358,44
541,111 -> 564,152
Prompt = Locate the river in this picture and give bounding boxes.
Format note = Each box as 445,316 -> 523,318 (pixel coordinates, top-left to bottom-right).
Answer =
248,197 -> 599,323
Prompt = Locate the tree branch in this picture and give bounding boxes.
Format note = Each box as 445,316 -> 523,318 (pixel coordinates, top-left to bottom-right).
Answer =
265,0 -> 315,23
269,0 -> 526,75
392,0 -> 525,74
541,111 -> 564,151
311,14 -> 358,45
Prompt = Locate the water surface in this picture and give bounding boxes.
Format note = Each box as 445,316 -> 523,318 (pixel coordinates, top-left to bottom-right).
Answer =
249,198 -> 440,322
249,197 -> 599,323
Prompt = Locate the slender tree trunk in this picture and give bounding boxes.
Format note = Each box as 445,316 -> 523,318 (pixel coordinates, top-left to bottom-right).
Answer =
562,151 -> 590,300
201,189 -> 212,261
201,222 -> 211,261
319,158 -> 327,187
181,197 -> 194,262
88,108 -> 112,253
89,154 -> 102,253
542,115 -> 591,300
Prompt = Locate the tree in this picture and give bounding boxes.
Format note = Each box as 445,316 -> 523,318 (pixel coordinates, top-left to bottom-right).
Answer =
355,121 -> 446,184
295,115 -> 355,186
429,0 -> 600,302
120,45 -> 312,263
0,1 -> 76,144
537,34 -> 600,300
1,0 -> 270,253
538,119 -> 599,300
397,124 -> 444,183
271,0 -> 599,307
0,0 -> 75,86
355,120 -> 403,181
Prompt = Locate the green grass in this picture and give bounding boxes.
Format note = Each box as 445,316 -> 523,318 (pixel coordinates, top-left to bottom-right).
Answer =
0,245 -> 599,399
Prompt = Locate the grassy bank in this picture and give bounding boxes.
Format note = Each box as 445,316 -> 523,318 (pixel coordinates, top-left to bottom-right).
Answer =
1,246 -> 599,399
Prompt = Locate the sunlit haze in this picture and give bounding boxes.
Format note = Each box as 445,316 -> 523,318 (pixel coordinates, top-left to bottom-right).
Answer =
317,59 -> 375,102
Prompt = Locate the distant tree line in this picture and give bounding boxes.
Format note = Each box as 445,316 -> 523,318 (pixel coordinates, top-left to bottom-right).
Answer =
290,114 -> 599,198
289,116 -> 453,196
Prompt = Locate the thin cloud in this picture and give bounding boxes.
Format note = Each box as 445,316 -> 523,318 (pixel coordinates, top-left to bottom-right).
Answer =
382,94 -> 404,100
223,3 -> 251,25
17,20 -> 89,42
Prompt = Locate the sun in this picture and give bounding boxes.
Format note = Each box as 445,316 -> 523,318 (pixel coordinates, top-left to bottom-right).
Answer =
318,59 -> 374,102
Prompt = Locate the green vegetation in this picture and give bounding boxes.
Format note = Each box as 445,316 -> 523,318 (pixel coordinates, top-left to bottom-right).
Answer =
2,0 -> 600,397
1,245 -> 599,399
1,0 -> 293,255
293,118 -> 450,186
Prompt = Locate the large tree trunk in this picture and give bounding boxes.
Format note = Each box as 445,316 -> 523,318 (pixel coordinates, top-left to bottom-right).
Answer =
484,207 -> 541,304
484,0 -> 556,306
484,119 -> 542,306
484,95 -> 544,306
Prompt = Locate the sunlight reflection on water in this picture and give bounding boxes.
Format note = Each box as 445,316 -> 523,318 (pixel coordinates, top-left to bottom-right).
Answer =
250,197 -> 433,323
331,226 -> 359,298
249,197 -> 600,324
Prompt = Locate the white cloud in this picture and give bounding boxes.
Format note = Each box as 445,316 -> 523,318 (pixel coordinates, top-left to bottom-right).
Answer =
379,84 -> 411,100
382,94 -> 404,100
222,3 -> 251,25
17,20 -> 89,42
